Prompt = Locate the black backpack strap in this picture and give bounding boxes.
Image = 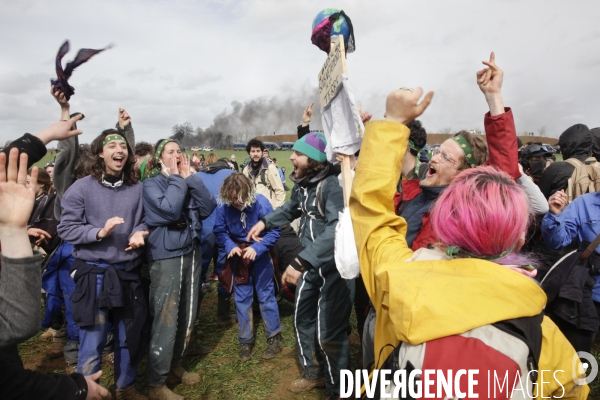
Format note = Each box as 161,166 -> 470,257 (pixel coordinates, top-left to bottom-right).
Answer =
259,169 -> 273,198
316,179 -> 326,218
492,313 -> 544,390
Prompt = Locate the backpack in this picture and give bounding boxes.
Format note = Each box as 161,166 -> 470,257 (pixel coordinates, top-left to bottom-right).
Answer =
257,168 -> 275,199
368,314 -> 543,400
564,157 -> 600,203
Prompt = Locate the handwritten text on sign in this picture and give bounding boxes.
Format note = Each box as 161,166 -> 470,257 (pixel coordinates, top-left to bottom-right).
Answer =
318,36 -> 347,107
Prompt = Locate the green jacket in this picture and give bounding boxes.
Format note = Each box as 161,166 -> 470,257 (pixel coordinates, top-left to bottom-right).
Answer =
264,167 -> 343,273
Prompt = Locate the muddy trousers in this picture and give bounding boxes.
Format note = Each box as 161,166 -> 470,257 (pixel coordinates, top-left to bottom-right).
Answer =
233,256 -> 282,344
78,274 -> 135,390
294,266 -> 355,395
147,248 -> 201,387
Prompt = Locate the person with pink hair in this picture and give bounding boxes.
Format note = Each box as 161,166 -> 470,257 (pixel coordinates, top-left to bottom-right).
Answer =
350,87 -> 587,399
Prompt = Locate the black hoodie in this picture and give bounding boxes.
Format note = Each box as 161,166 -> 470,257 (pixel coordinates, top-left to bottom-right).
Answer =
538,124 -> 592,199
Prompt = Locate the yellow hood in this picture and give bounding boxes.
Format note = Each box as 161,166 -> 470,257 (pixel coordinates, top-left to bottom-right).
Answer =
379,250 -> 547,345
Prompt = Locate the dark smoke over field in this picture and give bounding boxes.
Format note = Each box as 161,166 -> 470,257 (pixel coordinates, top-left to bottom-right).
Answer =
203,86 -> 322,138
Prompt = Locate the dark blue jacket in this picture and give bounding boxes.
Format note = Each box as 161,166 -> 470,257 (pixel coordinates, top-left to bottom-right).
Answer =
400,185 -> 446,248
214,194 -> 281,258
143,173 -> 216,261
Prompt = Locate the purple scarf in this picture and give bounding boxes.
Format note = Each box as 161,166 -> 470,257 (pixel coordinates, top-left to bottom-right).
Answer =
50,40 -> 113,100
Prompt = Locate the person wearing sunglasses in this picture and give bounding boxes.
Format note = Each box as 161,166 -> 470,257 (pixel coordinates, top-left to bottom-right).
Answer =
520,143 -> 553,184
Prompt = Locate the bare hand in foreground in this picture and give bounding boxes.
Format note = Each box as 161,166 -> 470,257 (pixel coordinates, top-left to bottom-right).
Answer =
84,370 -> 111,400
0,149 -> 38,230
35,114 -> 84,144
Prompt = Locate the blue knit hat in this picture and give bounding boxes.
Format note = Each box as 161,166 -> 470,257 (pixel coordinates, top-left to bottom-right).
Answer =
292,132 -> 327,162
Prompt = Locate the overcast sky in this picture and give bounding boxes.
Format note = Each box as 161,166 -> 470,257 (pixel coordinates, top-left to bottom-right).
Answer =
1,0 -> 599,145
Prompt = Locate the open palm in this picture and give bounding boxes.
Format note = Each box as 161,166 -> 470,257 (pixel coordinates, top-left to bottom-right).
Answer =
0,149 -> 38,230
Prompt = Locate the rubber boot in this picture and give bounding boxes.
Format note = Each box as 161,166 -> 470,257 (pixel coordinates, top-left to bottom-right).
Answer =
63,339 -> 79,374
217,296 -> 237,328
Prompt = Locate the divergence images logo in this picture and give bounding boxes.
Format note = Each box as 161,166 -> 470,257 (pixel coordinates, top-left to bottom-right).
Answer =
573,352 -> 598,386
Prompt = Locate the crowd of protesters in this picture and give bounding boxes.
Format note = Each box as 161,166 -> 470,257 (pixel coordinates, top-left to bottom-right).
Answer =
0,50 -> 597,400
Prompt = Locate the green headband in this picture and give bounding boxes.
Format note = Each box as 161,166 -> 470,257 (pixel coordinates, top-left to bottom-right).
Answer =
408,140 -> 422,154
444,241 -> 517,261
451,135 -> 477,168
103,134 -> 126,147
143,139 -> 176,181
154,139 -> 175,160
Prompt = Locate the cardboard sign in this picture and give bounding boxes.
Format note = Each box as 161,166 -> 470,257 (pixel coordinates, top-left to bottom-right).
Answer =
318,36 -> 347,107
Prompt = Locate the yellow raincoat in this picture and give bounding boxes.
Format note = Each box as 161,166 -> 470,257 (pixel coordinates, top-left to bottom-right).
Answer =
350,120 -> 588,399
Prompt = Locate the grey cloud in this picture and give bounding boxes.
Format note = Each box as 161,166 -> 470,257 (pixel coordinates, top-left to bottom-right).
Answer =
0,72 -> 50,94
178,71 -> 222,90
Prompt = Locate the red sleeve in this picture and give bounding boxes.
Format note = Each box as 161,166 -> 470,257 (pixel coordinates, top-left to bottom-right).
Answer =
393,191 -> 402,215
483,107 -> 520,180
411,213 -> 437,251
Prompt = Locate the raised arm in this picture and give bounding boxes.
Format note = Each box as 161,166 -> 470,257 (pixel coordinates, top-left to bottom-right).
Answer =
478,52 -> 520,180
115,108 -> 135,151
0,150 -> 42,347
50,86 -> 79,219
350,88 -> 433,299
297,102 -> 313,139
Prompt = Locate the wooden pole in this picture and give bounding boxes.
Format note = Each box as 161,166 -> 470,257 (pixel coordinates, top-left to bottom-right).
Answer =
330,36 -> 353,208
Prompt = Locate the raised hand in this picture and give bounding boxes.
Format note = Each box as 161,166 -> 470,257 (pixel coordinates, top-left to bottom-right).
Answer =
0,149 -> 38,231
125,230 -> 148,251
477,51 -> 503,96
228,247 -> 242,259
385,87 -> 434,126
548,190 -> 567,215
50,85 -> 69,109
118,108 -> 131,128
245,220 -> 266,242
35,114 -> 84,145
476,52 -> 505,116
360,111 -> 373,124
97,216 -> 124,239
302,102 -> 314,127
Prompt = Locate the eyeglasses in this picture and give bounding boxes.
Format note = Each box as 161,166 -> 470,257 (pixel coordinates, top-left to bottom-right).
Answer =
432,148 -> 458,165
